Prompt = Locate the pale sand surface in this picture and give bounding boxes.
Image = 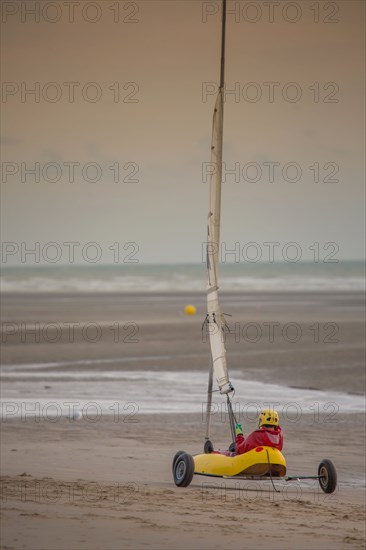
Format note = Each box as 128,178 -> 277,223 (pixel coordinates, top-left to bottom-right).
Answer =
1,291 -> 365,549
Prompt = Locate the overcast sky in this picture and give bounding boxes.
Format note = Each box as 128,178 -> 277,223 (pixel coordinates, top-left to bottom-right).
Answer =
1,0 -> 365,266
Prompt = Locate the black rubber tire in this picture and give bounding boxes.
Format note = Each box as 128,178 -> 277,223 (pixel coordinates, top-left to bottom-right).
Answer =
172,450 -> 186,475
204,440 -> 214,454
318,459 -> 337,493
228,442 -> 236,453
173,453 -> 195,487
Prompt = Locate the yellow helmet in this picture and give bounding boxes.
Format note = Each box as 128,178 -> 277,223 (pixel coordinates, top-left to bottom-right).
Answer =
259,409 -> 279,428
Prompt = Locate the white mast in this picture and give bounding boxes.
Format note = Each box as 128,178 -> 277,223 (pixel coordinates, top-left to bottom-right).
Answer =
206,0 -> 233,395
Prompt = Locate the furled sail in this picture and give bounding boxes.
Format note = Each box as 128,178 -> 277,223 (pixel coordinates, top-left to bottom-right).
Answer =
206,84 -> 233,395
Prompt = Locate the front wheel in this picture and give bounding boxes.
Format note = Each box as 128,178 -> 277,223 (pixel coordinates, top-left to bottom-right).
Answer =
318,459 -> 337,493
173,452 -> 195,487
204,440 -> 213,454
172,450 -> 185,475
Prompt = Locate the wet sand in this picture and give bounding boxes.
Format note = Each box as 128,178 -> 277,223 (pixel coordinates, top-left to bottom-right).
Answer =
1,291 -> 365,549
1,291 -> 365,392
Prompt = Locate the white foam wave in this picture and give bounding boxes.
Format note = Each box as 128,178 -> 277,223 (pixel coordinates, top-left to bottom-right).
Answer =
1,368 -> 364,417
1,275 -> 365,293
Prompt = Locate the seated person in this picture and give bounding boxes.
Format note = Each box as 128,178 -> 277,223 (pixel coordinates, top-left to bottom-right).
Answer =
235,408 -> 283,454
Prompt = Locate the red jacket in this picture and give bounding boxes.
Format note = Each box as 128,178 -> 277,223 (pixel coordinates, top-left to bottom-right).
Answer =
235,426 -> 283,454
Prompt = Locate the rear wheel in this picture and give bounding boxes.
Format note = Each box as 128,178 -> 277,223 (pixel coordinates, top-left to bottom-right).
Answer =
228,442 -> 236,453
318,459 -> 337,493
173,452 -> 195,487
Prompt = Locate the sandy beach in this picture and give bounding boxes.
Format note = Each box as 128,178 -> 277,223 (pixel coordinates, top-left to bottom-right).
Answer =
1,290 -> 365,549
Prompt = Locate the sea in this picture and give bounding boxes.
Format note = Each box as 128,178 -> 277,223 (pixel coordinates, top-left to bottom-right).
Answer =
1,261 -> 365,293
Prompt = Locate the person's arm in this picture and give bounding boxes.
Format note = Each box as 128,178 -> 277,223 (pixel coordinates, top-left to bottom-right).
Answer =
235,423 -> 245,454
278,427 -> 284,450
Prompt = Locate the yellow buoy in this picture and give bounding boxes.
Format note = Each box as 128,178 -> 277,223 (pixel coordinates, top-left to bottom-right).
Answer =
184,304 -> 196,316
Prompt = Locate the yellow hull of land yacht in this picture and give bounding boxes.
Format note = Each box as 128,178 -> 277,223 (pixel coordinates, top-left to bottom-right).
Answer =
194,447 -> 287,477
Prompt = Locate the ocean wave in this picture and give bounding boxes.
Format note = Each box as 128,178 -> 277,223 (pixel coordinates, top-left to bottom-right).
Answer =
1,368 -> 364,416
1,275 -> 365,293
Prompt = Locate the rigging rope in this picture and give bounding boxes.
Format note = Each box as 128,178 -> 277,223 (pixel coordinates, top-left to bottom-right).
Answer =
266,449 -> 280,493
